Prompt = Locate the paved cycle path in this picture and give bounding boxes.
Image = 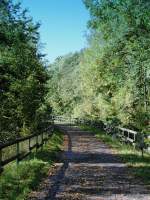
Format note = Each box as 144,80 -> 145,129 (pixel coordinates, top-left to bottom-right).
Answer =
29,125 -> 150,200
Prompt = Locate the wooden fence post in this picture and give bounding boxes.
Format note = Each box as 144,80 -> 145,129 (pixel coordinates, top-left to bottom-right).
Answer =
0,149 -> 3,173
29,138 -> 31,151
41,133 -> 44,150
16,141 -> 20,165
36,135 -> 38,152
29,138 -> 31,157
45,132 -> 48,144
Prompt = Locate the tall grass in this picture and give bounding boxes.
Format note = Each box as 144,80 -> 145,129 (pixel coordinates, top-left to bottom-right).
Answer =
0,130 -> 63,200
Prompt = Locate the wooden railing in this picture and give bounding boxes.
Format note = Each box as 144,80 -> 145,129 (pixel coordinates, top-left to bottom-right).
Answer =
53,115 -> 75,124
53,116 -> 150,154
0,125 -> 54,172
117,127 -> 137,144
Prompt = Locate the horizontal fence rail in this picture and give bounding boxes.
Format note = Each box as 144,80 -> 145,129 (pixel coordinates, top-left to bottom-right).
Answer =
53,116 -> 150,155
116,127 -> 137,144
52,115 -> 75,124
0,125 -> 54,173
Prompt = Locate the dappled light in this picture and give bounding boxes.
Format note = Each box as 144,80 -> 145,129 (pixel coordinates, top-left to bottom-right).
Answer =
0,0 -> 150,199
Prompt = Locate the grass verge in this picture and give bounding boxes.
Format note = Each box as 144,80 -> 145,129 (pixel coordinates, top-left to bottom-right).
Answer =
81,125 -> 150,185
0,129 -> 63,200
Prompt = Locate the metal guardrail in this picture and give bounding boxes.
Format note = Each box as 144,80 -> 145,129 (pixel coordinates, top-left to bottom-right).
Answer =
0,125 -> 54,173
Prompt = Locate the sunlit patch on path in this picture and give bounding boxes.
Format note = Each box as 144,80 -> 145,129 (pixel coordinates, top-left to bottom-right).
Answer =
29,125 -> 150,200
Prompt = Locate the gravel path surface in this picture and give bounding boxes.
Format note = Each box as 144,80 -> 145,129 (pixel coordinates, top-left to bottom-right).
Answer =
29,125 -> 150,200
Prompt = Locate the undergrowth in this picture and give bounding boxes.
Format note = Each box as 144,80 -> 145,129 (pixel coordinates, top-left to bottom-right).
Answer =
81,125 -> 150,185
0,130 -> 63,200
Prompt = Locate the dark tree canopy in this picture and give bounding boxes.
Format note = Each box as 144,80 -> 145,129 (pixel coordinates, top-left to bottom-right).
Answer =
0,0 -> 50,142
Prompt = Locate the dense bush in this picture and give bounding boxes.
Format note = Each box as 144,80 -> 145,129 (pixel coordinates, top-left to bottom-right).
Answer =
0,0 -> 50,142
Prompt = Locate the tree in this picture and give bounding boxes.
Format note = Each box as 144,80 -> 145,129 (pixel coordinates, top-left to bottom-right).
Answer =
46,52 -> 82,117
0,0 -> 49,142
82,0 -> 150,130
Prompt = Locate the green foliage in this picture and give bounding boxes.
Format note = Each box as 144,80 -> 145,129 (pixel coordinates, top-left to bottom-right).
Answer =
0,0 -> 50,142
81,0 -> 150,130
82,125 -> 150,184
47,52 -> 82,116
0,130 -> 63,200
0,160 -> 48,200
48,0 -> 150,132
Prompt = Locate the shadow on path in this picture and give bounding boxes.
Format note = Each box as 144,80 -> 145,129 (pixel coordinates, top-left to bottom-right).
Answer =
46,131 -> 72,200
46,125 -> 150,200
